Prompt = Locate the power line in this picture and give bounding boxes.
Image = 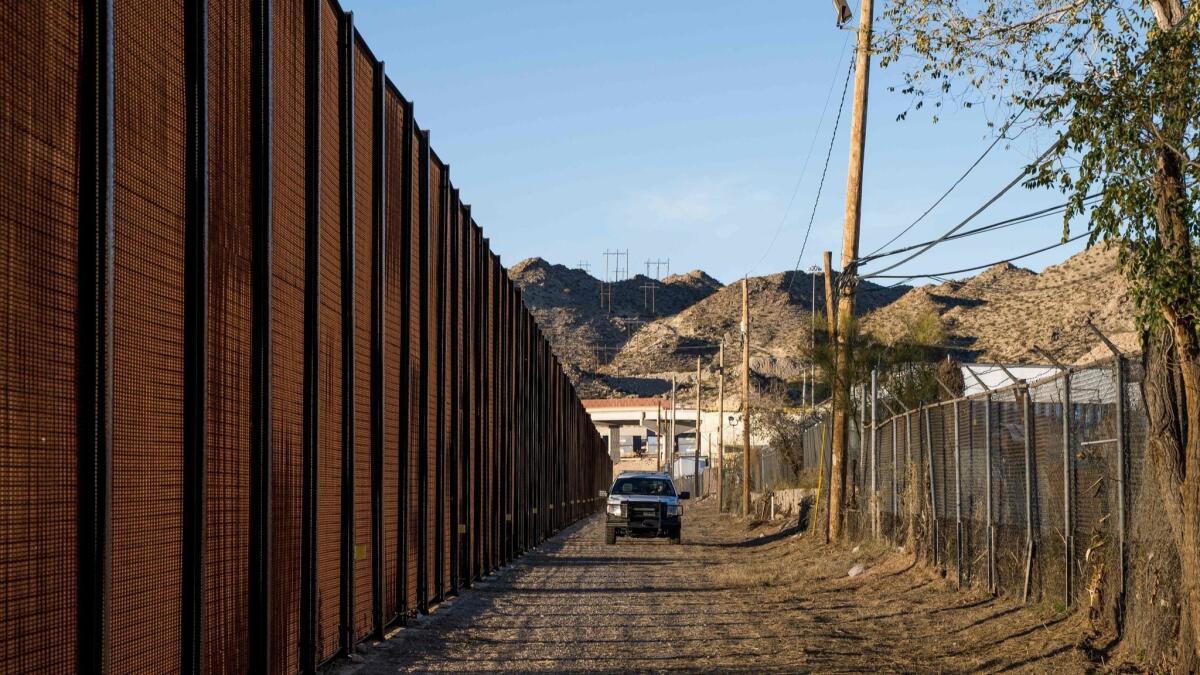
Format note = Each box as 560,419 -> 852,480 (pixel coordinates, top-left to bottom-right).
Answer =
862,22 -> 1097,259
863,133 -> 1007,259
856,141 -> 1062,278
864,228 -> 1092,280
746,32 -> 853,277
859,192 -> 1101,265
785,49 -> 857,295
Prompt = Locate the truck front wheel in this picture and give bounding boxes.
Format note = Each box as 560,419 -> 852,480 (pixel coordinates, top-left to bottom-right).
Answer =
605,527 -> 617,545
669,528 -> 681,545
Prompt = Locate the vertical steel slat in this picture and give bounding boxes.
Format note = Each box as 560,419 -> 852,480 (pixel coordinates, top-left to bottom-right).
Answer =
249,0 -> 275,669
336,8 -> 355,655
369,58 -> 386,640
299,0 -> 322,670
396,97 -> 414,622
415,128 -> 430,613
77,1 -> 115,670
181,0 -> 209,670
447,187 -> 459,595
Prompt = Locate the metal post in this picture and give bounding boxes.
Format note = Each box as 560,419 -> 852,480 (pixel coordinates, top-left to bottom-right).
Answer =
870,370 -> 878,537
985,393 -> 995,594
416,129 -> 431,613
337,9 -> 356,652
249,0 -> 274,667
299,0 -> 322,665
77,1 -> 114,669
1062,369 -> 1073,607
954,400 -> 963,588
891,412 -> 898,536
1115,355 -> 1127,611
1021,382 -> 1035,603
395,97 -> 415,619
181,0 -> 209,670
924,406 -> 938,567
1087,321 -> 1128,616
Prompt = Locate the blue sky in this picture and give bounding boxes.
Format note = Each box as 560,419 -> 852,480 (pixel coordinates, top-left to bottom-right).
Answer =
348,0 -> 1088,286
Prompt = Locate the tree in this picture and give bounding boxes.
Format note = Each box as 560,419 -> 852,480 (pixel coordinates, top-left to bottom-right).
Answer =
876,1 -> 1199,665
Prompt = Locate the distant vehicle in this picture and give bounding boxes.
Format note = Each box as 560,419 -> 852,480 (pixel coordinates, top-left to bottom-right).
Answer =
601,471 -> 688,545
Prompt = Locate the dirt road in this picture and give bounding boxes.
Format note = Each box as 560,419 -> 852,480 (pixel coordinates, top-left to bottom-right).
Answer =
343,499 -> 1109,673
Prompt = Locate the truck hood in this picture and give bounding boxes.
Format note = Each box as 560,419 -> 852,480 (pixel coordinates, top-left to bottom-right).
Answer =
608,494 -> 679,507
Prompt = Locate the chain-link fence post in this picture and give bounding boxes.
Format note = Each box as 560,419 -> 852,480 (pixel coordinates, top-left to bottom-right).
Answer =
892,413 -> 898,540
1062,368 -> 1074,607
1021,381 -> 1035,603
870,370 -> 878,538
1115,354 -> 1127,613
954,399 -> 963,588
924,405 -> 938,567
985,392 -> 995,594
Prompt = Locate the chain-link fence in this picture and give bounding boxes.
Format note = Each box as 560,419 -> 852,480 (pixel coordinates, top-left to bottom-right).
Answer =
831,351 -> 1174,649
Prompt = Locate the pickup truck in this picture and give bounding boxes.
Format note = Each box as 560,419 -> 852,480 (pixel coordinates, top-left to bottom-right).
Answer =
601,471 -> 689,545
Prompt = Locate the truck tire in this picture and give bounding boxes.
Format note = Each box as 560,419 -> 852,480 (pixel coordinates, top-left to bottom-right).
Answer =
605,527 -> 617,545
670,529 -> 681,545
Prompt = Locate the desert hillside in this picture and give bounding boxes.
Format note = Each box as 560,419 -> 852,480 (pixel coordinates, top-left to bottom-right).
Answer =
861,244 -> 1136,364
508,257 -> 722,377
512,247 -> 1136,403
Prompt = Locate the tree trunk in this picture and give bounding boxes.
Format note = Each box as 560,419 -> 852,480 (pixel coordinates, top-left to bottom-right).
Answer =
1142,329 -> 1200,669
1142,138 -> 1200,668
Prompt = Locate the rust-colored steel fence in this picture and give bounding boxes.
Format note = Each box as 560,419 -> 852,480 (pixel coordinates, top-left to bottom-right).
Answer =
0,1 -> 611,673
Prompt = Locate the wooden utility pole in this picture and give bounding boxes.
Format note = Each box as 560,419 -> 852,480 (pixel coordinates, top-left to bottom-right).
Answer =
829,0 -> 875,542
694,357 -> 702,497
717,342 -> 725,511
822,252 -> 838,540
741,279 -> 752,517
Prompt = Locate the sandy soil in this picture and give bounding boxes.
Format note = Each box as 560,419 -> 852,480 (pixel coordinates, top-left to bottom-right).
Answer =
339,498 -> 1127,674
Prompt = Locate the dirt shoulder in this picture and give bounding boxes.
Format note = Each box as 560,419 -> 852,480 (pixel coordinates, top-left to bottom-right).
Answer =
339,498 -> 1130,673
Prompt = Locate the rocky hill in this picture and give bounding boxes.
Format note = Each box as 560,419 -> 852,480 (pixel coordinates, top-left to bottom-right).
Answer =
860,243 -> 1136,364
512,246 -> 1136,403
508,257 -> 722,382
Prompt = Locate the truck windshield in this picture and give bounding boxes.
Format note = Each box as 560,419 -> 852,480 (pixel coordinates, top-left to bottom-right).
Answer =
611,477 -> 675,496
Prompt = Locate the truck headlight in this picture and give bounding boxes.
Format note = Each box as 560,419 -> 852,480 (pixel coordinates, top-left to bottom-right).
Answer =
606,499 -> 624,517
666,504 -> 682,517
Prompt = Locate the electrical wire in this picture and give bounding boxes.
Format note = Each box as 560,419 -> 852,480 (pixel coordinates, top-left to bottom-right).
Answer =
785,51 -> 857,295
856,141 -> 1062,277
864,228 -> 1092,280
747,32 -> 853,277
861,21 -> 1096,260
859,192 -> 1101,264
